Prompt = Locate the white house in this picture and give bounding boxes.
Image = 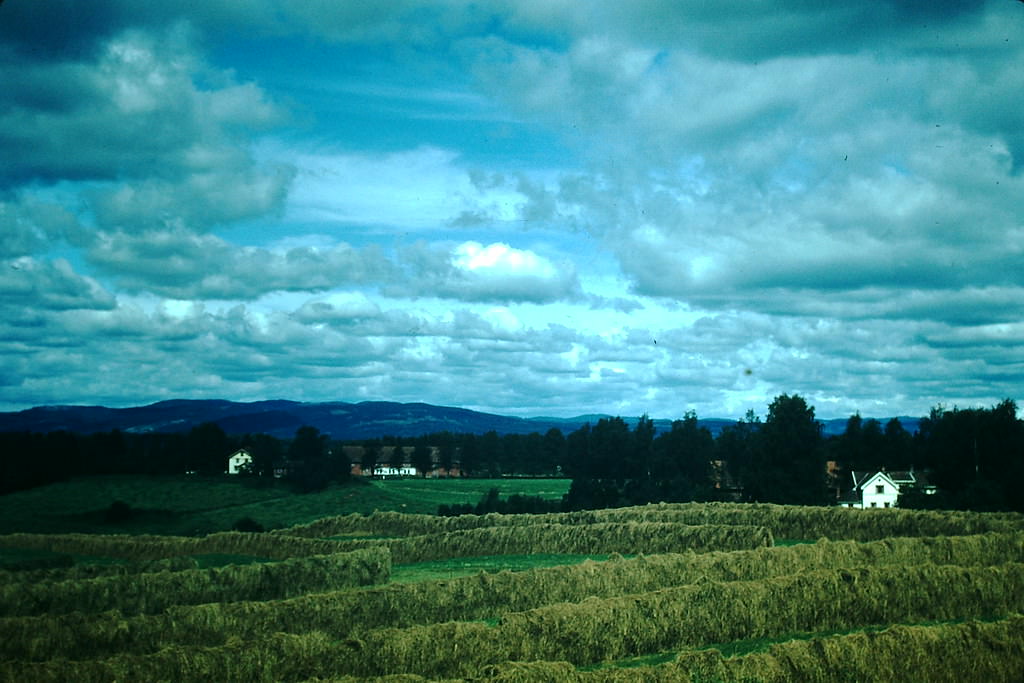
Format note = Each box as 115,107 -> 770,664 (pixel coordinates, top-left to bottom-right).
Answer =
227,448 -> 254,475
838,470 -> 936,509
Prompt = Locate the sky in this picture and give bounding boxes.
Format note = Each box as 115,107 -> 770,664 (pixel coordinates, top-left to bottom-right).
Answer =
1,1 -> 1022,421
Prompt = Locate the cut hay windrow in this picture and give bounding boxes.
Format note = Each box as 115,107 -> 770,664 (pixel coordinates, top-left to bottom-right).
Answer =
0,547 -> 389,617
0,531 -> 350,561
278,502 -> 1023,541
0,555 -> 200,585
4,532 -> 1021,663
6,563 -> 1022,680
330,562 -> 1024,678
470,614 -> 1024,682
331,522 -> 772,564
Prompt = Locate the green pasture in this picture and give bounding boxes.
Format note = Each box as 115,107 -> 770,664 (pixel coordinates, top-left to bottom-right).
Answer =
0,475 -> 571,536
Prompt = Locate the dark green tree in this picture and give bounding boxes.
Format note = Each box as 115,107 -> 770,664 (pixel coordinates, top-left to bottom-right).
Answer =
185,423 -> 228,476
630,414 -> 656,479
411,440 -> 434,476
287,426 -> 334,492
459,433 -> 480,476
563,423 -> 591,478
478,431 -> 502,477
388,440 -> 408,472
436,433 -> 457,476
744,394 -> 827,505
590,417 -> 631,479
361,439 -> 381,476
243,433 -> 282,477
717,409 -> 760,496
542,427 -> 567,475
654,411 -> 714,484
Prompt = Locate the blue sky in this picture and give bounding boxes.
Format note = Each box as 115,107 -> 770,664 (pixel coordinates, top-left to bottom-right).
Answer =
1,0 -> 1022,419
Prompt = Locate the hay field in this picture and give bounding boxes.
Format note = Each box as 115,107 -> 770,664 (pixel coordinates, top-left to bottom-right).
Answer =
1,503 -> 1023,681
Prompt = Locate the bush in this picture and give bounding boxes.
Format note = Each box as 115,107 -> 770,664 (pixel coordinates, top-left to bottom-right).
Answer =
231,517 -> 264,533
104,501 -> 134,523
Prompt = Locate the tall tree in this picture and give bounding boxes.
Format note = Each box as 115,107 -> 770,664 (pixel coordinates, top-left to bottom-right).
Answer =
361,439 -> 381,476
744,394 -> 827,505
630,414 -> 657,480
590,417 -> 631,479
654,411 -> 714,484
287,425 -> 333,492
564,423 -> 591,478
389,440 -> 407,472
717,409 -> 760,496
411,440 -> 434,476
185,423 -> 228,476
542,427 -> 567,475
436,432 -> 457,476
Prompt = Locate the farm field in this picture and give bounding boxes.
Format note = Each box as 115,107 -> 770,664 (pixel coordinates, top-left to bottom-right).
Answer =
0,475 -> 572,536
1,497 -> 1023,680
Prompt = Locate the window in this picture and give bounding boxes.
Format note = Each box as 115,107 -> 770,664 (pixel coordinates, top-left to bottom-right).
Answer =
875,484 -> 884,494
870,502 -> 877,508
884,502 -> 890,508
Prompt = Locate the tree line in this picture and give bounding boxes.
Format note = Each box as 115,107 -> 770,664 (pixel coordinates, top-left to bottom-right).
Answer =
1,395 -> 1020,512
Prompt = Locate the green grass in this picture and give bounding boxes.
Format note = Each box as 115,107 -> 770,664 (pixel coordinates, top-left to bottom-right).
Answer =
0,475 -> 571,536
390,553 -> 622,583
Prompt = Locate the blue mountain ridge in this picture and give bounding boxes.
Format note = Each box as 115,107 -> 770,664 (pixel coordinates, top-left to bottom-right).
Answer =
0,399 -> 920,440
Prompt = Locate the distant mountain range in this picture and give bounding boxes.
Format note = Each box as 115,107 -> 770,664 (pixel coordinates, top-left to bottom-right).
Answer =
0,399 -> 920,440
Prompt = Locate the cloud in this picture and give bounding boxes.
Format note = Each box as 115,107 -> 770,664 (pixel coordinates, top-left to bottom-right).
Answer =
0,198 -> 91,258
287,146 -> 525,229
388,240 -> 581,303
86,230 -> 394,299
2,0 -> 1021,419
0,258 -> 115,311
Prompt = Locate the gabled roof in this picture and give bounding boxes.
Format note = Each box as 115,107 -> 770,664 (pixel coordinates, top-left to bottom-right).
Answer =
850,470 -> 899,491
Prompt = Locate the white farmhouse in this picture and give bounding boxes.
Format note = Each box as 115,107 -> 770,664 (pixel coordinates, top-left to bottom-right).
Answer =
838,470 -> 936,509
227,448 -> 254,475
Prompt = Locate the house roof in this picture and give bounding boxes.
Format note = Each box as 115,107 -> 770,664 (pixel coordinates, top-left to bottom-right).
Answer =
850,470 -> 899,491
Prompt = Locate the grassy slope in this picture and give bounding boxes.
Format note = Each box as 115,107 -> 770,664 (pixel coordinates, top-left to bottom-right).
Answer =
0,475 -> 571,536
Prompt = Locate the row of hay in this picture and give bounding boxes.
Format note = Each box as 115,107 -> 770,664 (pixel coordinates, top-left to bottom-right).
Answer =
4,532 -> 1021,662
0,547 -> 389,617
277,501 -> 1023,541
0,530 -> 348,561
0,555 -> 200,585
5,563 -> 1022,681
461,614 -> 1024,683
323,562 -> 1024,679
334,522 -> 773,564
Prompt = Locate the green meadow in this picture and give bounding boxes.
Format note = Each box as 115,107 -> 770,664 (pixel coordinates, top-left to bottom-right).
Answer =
0,475 -> 571,536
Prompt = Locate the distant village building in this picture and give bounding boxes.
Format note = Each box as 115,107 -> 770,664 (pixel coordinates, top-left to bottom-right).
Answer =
346,445 -> 460,478
838,470 -> 936,509
226,448 -> 253,475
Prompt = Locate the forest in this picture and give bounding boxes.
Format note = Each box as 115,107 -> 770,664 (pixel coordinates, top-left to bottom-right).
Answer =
1,395 -> 1021,513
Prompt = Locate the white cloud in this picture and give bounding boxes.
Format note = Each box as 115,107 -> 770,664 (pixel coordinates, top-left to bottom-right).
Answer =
2,1 -> 1022,419
286,146 -> 524,229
